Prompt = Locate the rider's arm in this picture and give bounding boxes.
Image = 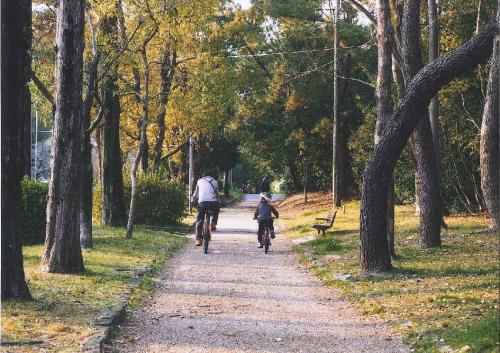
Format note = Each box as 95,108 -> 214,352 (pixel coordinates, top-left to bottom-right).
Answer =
254,205 -> 260,219
271,206 -> 279,219
192,183 -> 199,201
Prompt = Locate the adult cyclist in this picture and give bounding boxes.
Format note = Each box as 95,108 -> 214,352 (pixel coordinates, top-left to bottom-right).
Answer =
192,170 -> 221,246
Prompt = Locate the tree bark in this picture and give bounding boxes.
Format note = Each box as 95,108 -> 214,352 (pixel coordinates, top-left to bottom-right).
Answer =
42,0 -> 85,273
374,0 -> 396,259
480,6 -> 500,231
332,0 -> 342,207
402,0 -> 441,248
151,47 -> 177,173
80,11 -> 100,249
101,73 -> 126,226
1,0 -> 32,299
360,20 -> 496,271
428,0 -> 440,177
100,14 -> 127,227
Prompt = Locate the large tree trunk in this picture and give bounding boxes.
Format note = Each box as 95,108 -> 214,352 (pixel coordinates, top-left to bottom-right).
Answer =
374,0 -> 396,258
1,0 -> 32,299
480,7 -> 500,231
151,48 -> 176,173
42,0 -> 85,273
224,169 -> 230,197
102,73 -> 126,226
360,20 -> 496,272
101,14 -> 126,227
332,0 -> 342,207
402,0 -> 441,248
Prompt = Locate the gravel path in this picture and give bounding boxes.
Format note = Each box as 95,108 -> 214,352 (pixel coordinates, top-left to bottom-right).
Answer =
107,195 -> 408,353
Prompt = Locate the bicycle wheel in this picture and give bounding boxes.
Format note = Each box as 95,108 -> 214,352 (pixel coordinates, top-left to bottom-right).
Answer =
203,216 -> 210,254
264,228 -> 270,254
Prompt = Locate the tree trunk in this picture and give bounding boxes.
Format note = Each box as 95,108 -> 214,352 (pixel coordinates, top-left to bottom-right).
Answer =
360,20 -> 496,271
374,0 -> 396,259
80,47 -> 100,249
126,133 -> 144,239
1,0 -> 32,299
402,0 -> 441,248
480,7 -> 500,231
141,138 -> 149,173
304,161 -> 308,203
224,170 -> 230,197
42,0 -> 85,273
428,0 -> 440,178
126,29 -> 156,238
102,74 -> 126,226
151,48 -> 176,173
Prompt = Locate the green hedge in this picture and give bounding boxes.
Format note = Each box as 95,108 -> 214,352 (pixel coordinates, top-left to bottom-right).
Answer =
93,175 -> 185,226
20,177 -> 48,244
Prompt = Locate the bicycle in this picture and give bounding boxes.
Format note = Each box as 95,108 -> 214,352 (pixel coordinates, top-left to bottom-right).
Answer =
201,210 -> 213,254
255,217 -> 275,254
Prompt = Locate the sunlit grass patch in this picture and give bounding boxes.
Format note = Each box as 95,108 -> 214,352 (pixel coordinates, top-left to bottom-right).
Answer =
1,226 -> 187,353
281,193 -> 499,353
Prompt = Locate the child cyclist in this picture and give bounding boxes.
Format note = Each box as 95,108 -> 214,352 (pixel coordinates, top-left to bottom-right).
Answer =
253,192 -> 279,248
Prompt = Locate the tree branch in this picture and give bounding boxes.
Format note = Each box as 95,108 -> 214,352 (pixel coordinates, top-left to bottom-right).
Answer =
30,69 -> 55,113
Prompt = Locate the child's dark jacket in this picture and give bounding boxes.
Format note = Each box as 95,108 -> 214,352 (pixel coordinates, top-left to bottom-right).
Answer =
254,201 -> 279,220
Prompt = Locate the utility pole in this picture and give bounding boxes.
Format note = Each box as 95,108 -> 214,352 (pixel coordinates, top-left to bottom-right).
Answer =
332,0 -> 342,207
188,132 -> 193,214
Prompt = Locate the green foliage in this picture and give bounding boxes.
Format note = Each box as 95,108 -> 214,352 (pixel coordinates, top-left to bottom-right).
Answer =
93,175 -> 185,226
20,177 -> 48,245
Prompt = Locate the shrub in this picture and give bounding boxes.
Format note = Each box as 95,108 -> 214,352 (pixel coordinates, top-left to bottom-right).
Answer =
20,177 -> 48,244
93,174 -> 185,226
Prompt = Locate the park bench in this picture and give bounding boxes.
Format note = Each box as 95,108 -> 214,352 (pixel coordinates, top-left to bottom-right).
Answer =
312,211 -> 337,237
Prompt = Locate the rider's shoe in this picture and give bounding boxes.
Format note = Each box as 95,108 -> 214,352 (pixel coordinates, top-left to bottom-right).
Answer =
195,239 -> 202,246
271,231 -> 276,239
258,243 -> 264,248
210,223 -> 216,231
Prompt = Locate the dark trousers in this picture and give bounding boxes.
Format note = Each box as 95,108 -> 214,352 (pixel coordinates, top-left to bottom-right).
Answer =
195,201 -> 220,240
257,219 -> 274,243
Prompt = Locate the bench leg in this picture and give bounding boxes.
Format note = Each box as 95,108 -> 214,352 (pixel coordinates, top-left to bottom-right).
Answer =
321,230 -> 325,237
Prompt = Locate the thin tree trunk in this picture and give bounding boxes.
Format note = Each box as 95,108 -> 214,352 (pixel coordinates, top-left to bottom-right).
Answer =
80,12 -> 100,249
126,26 -> 157,238
402,0 -> 441,248
374,0 -> 396,259
224,170 -> 230,197
42,0 -> 85,273
1,0 -> 32,299
480,4 -> 500,231
304,161 -> 308,203
360,20 -> 496,271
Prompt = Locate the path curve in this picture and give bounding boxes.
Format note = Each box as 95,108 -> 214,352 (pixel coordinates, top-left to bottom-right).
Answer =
107,195 -> 408,353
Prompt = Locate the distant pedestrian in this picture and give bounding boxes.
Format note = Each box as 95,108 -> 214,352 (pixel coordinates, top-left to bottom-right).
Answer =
260,177 -> 270,193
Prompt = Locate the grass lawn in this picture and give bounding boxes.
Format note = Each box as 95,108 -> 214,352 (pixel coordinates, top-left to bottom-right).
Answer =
276,193 -> 499,353
1,226 -> 187,353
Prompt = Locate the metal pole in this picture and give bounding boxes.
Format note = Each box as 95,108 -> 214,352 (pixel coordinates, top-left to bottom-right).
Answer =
34,110 -> 39,180
188,133 -> 193,214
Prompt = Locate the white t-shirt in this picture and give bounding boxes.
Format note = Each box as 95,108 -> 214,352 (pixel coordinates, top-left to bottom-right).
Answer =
195,177 -> 219,202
